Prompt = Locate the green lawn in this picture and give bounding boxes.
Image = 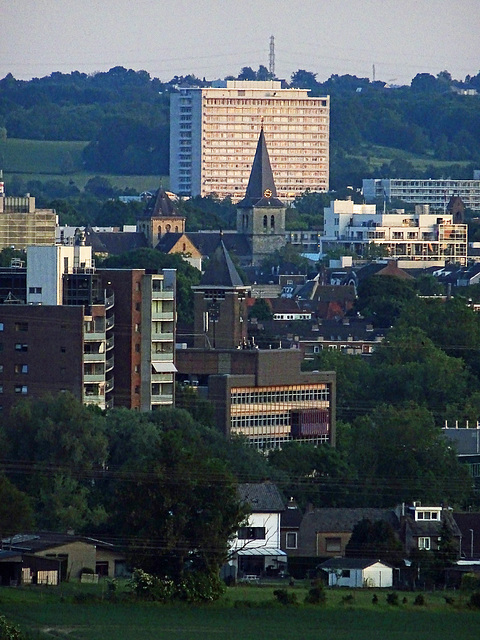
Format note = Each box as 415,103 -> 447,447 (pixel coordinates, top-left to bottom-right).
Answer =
348,143 -> 471,172
1,583 -> 478,640
0,138 -> 166,192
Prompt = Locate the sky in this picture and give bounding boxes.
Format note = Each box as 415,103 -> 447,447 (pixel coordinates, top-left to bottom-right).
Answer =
2,0 -> 479,86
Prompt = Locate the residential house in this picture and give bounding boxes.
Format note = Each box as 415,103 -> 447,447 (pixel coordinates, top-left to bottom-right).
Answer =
226,483 -> 286,580
0,533 -> 126,583
296,507 -> 399,562
400,503 -> 461,556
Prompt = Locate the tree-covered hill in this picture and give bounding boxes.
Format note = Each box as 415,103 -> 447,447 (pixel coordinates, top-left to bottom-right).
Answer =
1,66 -> 479,187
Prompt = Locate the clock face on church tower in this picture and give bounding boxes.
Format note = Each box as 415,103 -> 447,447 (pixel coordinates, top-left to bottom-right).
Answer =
263,188 -> 272,198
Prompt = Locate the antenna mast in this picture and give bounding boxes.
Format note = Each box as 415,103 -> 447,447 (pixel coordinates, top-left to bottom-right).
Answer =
269,35 -> 275,76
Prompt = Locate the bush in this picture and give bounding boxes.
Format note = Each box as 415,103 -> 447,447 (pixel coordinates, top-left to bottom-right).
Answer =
461,572 -> 480,591
468,591 -> 480,609
341,594 -> 355,605
0,615 -> 23,640
177,572 -> 225,603
386,592 -> 399,606
80,567 -> 95,574
372,594 -> 378,604
304,581 -> 326,605
413,594 -> 425,606
273,589 -> 298,606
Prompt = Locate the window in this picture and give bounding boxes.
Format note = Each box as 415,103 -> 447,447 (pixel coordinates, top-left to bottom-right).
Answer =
0,365 -> 3,373
418,537 -> 431,550
60,346 -> 66,353
15,344 -> 28,352
14,364 -> 28,374
325,537 -> 342,552
238,527 -> 266,540
14,385 -> 28,394
135,344 -> 140,353
341,569 -> 351,578
15,322 -> 28,332
0,323 -> 3,331
286,532 -> 297,549
28,287 -> 42,294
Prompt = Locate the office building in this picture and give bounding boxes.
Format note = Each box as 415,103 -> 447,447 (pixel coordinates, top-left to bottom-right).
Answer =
363,177 -> 480,213
170,80 -> 329,200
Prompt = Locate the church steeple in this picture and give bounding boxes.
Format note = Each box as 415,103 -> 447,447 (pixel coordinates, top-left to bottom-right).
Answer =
237,128 -> 284,209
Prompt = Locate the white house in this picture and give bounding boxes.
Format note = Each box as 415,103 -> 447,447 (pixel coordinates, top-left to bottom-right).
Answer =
226,483 -> 286,580
319,558 -> 393,588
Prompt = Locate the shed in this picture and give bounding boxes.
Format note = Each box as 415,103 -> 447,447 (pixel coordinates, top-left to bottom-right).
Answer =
319,558 -> 393,588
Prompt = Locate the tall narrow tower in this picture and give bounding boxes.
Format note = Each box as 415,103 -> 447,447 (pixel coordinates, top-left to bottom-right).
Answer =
269,35 -> 275,76
237,128 -> 286,265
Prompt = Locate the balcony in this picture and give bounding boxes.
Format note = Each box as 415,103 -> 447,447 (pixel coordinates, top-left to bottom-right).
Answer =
84,373 -> 105,383
106,314 -> 115,329
152,332 -> 174,342
152,290 -> 174,300
151,352 -> 174,360
152,311 -> 175,321
106,336 -> 114,351
105,293 -> 114,310
83,351 -> 106,362
105,356 -> 114,373
84,331 -> 106,341
106,378 -> 114,393
151,394 -> 174,404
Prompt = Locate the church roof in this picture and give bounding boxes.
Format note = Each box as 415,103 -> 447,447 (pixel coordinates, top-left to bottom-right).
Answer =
237,128 -> 284,209
197,239 -> 246,288
139,186 -> 183,219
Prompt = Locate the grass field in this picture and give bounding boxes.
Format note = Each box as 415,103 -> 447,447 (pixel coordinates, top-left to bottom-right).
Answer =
1,582 -> 478,640
347,143 -> 472,173
0,138 -> 166,192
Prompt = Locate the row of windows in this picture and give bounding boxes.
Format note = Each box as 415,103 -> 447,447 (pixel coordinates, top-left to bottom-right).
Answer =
0,384 -> 28,395
245,433 -> 329,450
231,413 -> 290,428
231,386 -> 329,405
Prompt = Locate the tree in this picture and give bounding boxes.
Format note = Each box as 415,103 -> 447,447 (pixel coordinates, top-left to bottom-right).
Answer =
0,475 -> 34,536
267,442 -> 355,508
2,393 -> 108,531
248,298 -> 272,321
355,274 -> 417,327
290,70 -> 318,91
346,403 -> 472,507
346,518 -> 403,565
109,408 -> 247,582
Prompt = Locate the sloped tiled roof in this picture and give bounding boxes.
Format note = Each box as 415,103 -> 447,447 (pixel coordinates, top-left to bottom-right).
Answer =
186,231 -> 251,259
85,229 -> 148,255
238,483 -> 285,513
140,186 -> 183,219
198,240 -> 245,288
301,508 -> 398,535
237,128 -> 284,209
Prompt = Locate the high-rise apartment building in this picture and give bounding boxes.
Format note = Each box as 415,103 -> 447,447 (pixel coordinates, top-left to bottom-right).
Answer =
0,243 -> 176,414
170,80 -> 329,200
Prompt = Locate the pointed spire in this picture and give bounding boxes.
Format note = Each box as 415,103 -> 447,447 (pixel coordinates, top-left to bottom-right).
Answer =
141,185 -> 178,218
238,128 -> 284,208
199,239 -> 245,288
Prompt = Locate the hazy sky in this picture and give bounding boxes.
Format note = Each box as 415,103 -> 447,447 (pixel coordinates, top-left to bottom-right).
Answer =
2,0 -> 479,85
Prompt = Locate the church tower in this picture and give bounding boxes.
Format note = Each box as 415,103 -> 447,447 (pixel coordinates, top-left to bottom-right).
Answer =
136,187 -> 185,248
236,128 -> 286,265
192,239 -> 250,349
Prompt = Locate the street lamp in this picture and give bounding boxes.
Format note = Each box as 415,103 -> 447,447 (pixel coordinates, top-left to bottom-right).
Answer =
470,529 -> 474,558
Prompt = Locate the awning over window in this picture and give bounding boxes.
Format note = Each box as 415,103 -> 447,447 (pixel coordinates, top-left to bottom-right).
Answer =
237,548 -> 287,557
152,362 -> 177,373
